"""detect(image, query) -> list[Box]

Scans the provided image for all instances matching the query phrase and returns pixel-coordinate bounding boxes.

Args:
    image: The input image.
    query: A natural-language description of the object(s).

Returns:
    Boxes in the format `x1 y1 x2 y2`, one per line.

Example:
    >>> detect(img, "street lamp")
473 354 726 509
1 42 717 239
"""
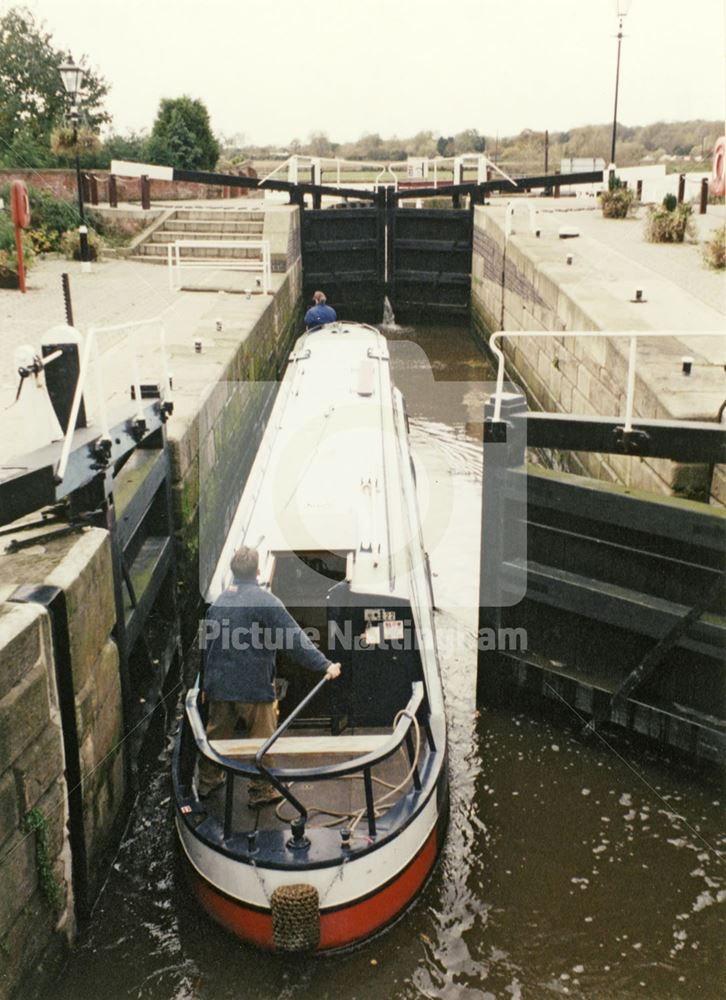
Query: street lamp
610 0 632 168
59 52 90 268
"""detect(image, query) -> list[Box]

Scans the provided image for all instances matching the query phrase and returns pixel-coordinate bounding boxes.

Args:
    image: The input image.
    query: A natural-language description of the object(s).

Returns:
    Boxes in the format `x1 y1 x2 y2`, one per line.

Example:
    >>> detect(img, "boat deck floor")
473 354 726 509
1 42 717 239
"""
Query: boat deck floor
198 729 412 834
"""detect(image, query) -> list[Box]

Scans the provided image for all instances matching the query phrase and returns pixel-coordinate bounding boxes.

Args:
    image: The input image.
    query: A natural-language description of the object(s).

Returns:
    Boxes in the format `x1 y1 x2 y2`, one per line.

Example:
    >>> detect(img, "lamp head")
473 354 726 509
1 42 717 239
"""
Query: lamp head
59 52 84 100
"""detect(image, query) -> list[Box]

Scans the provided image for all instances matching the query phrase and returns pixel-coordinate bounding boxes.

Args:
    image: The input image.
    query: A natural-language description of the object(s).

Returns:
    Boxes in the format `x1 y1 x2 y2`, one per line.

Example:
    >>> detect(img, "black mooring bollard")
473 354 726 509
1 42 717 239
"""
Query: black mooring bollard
700 177 708 214
41 324 87 431
677 173 685 204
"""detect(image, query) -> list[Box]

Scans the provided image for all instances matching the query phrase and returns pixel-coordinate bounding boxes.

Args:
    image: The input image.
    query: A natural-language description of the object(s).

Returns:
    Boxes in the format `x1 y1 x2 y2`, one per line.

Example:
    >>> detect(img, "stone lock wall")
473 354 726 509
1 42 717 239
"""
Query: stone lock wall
169 259 304 642
0 529 125 1000
471 206 723 503
0 603 72 1000
0 207 304 997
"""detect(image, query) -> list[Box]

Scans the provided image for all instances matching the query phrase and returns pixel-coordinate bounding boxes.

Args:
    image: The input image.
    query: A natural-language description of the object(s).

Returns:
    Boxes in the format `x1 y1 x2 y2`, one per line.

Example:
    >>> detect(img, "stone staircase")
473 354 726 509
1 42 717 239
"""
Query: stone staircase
129 207 266 264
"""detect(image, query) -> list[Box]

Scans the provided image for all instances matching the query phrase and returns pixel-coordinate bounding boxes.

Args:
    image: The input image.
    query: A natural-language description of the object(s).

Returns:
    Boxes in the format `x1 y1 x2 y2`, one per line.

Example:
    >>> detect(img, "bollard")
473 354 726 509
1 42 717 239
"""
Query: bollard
554 169 561 199
636 179 643 200
140 174 151 210
108 174 118 208
41 324 87 431
700 177 708 214
677 173 685 204
89 174 99 206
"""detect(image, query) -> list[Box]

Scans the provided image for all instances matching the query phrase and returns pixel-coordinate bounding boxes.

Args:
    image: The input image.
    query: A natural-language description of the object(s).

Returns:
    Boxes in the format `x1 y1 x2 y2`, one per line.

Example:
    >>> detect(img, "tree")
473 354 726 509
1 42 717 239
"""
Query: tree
436 135 455 157
0 6 109 166
146 96 220 170
455 129 486 154
307 131 335 157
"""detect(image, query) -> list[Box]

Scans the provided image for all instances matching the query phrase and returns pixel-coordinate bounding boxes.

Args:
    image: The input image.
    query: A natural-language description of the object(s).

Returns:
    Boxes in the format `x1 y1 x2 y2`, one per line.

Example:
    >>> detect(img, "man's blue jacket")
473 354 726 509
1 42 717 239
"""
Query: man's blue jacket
203 580 330 702
304 303 337 328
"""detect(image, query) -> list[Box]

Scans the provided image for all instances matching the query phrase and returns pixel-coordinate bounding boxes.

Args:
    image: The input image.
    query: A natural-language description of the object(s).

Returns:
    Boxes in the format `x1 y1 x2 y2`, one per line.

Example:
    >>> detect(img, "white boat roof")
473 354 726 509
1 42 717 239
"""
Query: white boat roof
207 322 421 603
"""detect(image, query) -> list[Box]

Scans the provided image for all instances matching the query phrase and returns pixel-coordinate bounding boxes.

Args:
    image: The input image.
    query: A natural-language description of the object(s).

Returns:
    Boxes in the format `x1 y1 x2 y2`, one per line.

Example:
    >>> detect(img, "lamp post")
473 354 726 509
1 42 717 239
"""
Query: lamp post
59 52 90 269
609 0 631 168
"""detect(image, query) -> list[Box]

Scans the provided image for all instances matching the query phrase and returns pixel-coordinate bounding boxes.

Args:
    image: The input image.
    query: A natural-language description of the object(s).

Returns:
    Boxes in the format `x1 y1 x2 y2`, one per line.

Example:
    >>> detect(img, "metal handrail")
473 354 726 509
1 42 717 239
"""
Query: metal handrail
55 317 171 483
185 680 425 784
253 672 332 824
489 330 726 429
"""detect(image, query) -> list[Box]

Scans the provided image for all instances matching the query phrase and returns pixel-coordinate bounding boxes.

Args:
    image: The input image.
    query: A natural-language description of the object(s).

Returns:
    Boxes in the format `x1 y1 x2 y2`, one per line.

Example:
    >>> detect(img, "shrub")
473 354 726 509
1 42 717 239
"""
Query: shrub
645 202 694 243
28 227 56 254
26 189 79 249
702 226 726 269
0 212 35 278
59 227 103 261
50 126 102 157
0 187 105 253
600 187 637 218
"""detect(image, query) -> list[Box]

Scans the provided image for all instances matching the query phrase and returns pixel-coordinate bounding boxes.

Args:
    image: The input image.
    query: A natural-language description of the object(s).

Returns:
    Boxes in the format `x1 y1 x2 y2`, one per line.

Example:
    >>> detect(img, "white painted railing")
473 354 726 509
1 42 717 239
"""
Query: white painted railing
488 330 725 430
56 317 172 484
167 239 271 292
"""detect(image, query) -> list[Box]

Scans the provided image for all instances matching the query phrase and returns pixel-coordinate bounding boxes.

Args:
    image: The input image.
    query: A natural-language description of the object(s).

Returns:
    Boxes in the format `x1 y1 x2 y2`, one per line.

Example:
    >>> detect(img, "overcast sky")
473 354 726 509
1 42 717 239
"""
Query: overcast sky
10 0 726 144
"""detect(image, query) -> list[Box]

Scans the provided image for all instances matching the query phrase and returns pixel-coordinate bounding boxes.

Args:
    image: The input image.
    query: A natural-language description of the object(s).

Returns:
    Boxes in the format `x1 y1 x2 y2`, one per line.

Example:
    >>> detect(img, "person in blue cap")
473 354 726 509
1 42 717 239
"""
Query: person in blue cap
304 290 337 328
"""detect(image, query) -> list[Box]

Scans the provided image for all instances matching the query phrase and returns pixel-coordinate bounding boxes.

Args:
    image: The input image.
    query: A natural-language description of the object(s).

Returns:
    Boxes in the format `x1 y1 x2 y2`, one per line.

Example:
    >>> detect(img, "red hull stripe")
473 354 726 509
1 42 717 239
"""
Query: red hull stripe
185 824 439 951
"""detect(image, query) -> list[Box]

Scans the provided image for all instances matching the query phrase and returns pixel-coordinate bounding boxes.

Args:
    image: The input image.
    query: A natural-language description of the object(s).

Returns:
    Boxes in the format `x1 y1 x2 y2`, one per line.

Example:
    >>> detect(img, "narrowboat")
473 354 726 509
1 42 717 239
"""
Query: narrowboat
172 321 448 951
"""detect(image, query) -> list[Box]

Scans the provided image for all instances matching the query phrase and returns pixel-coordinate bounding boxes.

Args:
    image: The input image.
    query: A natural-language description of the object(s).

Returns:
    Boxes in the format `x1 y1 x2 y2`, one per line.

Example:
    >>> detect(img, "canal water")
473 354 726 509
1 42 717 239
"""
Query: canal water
56 322 724 1000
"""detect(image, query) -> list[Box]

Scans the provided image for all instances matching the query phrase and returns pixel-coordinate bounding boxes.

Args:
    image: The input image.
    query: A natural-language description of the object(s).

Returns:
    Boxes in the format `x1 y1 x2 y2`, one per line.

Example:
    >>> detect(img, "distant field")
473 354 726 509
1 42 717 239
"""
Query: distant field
251 161 457 185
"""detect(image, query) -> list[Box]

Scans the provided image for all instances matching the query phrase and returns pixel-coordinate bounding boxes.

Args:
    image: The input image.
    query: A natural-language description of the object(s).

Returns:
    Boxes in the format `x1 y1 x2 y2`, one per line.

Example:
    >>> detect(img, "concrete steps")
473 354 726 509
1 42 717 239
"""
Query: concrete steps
153 220 264 235
173 209 264 223
132 207 267 263
139 243 264 258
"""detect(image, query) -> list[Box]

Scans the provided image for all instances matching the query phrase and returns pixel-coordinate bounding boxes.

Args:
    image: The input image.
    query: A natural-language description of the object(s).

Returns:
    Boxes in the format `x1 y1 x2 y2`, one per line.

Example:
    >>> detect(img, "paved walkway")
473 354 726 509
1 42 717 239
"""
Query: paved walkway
533 199 725 315
0 257 284 464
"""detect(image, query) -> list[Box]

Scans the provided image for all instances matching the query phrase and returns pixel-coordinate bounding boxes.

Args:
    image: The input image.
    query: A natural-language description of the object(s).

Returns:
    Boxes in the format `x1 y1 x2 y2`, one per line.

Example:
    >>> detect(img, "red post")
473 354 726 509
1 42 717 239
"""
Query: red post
10 180 30 294
636 179 643 199
700 177 708 214
108 174 118 208
677 173 685 204
554 169 561 199
14 223 26 293
89 174 98 205
140 174 151 210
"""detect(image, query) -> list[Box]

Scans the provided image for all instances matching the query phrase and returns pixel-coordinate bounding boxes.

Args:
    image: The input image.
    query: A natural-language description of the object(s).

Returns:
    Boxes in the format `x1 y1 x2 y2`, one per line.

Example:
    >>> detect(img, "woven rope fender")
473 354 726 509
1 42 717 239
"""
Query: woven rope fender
270 883 320 951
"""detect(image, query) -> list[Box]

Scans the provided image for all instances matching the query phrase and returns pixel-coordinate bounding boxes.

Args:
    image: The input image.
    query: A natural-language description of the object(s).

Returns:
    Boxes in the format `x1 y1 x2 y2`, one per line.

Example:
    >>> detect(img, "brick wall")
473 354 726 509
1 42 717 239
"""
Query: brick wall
0 169 255 204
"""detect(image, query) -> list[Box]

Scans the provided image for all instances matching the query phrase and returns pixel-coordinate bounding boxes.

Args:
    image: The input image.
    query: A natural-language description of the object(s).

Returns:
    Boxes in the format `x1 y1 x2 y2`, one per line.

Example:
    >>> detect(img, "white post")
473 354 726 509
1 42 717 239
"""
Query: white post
490 334 507 424
129 328 144 423
529 202 539 234
623 336 637 432
159 324 172 406
55 329 95 482
91 332 110 441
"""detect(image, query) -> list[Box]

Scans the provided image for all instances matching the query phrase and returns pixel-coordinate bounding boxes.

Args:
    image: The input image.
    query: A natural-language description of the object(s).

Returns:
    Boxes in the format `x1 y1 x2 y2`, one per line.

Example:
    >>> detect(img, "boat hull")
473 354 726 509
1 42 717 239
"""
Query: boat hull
176 782 448 952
